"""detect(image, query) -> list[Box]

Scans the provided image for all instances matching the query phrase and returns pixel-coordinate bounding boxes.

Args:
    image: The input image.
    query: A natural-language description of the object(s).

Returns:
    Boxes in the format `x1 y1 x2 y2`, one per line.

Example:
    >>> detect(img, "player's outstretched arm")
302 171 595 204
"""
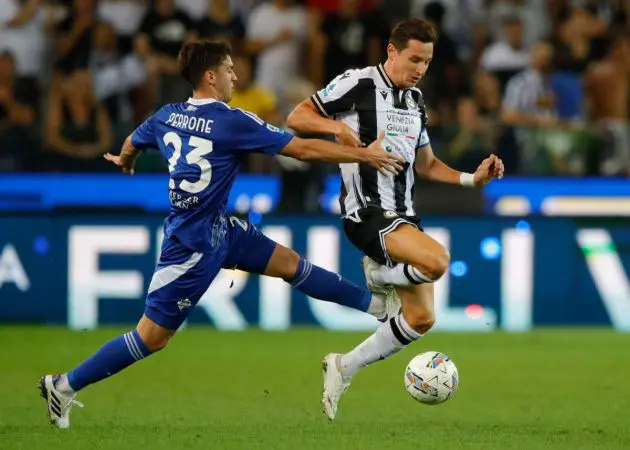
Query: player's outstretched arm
415 143 504 187
280 132 405 175
287 99 361 147
103 135 141 175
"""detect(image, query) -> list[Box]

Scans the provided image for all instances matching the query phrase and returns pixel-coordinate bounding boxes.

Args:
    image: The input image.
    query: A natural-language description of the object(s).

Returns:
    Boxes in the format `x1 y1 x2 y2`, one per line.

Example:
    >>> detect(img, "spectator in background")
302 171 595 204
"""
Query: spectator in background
228 54 280 174
44 70 113 172
54 0 99 73
421 1 462 119
501 41 557 128
277 77 326 212
194 0 246 53
246 0 307 102
502 41 588 174
442 97 497 173
229 55 279 125
0 51 37 171
90 22 148 126
0 0 50 83
98 0 148 55
312 0 384 86
411 0 485 62
486 0 549 48
473 70 501 119
480 16 531 92
553 5 607 73
585 34 630 175
500 41 557 172
175 0 209 22
135 0 195 105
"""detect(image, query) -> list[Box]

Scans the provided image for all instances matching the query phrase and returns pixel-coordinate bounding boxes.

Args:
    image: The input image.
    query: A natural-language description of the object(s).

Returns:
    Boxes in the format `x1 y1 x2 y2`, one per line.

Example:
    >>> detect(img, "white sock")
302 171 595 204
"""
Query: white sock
366 292 387 321
54 373 75 395
340 313 422 379
372 264 431 287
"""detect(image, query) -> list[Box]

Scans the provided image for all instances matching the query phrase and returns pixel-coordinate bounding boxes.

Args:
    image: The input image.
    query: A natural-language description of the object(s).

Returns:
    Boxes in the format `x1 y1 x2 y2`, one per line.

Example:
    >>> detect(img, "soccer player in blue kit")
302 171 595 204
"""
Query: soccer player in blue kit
38 41 406 428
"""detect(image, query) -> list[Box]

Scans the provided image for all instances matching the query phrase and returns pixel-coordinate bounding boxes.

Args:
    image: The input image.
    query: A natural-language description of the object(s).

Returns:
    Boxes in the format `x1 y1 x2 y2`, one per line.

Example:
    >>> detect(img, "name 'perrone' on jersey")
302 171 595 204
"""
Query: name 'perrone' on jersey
131 97 293 251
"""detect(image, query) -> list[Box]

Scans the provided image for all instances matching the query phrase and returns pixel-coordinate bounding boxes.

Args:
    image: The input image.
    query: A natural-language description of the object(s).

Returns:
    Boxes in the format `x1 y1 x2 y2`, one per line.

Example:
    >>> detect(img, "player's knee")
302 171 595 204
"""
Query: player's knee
404 309 436 335
278 248 301 281
136 325 175 353
142 334 172 352
423 248 450 281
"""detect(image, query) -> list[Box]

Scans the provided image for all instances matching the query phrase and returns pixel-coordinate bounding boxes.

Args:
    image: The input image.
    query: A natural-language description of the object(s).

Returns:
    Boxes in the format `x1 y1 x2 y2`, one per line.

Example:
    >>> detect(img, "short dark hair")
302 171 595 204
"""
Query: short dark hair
178 40 232 88
389 19 436 50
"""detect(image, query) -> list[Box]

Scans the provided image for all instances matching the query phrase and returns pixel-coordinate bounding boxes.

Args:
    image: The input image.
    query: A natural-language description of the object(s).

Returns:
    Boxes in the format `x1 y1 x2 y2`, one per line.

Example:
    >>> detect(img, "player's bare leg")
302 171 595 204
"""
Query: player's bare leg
340 225 445 376
323 225 445 420
397 283 435 336
135 315 177 351
39 315 173 428
362 223 448 320
376 224 450 287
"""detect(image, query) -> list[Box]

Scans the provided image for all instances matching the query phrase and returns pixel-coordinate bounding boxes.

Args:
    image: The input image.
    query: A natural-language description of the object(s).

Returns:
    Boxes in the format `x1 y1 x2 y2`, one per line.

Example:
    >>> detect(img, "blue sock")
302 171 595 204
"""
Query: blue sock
66 330 152 391
289 258 372 312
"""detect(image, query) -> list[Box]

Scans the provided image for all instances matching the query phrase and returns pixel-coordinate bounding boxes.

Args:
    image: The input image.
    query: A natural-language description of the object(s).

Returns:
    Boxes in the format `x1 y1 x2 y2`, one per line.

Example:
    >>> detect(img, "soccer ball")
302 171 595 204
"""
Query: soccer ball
404 351 459 405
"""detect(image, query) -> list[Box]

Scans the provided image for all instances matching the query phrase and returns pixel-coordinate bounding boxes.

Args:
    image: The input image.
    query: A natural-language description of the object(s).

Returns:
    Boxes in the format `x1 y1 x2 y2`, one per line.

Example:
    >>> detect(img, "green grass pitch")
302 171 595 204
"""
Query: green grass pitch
0 326 629 449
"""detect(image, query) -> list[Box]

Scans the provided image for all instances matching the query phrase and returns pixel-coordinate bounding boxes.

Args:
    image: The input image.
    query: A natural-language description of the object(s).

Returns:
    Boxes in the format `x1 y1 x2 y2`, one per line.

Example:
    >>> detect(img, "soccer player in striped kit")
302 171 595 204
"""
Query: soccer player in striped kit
288 18 504 420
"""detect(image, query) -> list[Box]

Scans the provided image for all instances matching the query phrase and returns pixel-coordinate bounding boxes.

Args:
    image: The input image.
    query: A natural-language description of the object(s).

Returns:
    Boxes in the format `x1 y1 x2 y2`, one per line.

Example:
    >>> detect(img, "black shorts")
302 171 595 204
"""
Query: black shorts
343 207 423 267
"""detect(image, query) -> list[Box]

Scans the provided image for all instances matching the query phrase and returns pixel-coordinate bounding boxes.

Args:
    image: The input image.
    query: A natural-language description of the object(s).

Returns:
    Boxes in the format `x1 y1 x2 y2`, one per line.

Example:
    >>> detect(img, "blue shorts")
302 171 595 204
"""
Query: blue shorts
144 216 277 330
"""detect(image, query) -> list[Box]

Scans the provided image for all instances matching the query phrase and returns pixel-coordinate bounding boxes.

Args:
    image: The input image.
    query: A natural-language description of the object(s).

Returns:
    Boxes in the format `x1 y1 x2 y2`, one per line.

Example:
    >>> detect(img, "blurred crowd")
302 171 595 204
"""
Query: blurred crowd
2 0 630 186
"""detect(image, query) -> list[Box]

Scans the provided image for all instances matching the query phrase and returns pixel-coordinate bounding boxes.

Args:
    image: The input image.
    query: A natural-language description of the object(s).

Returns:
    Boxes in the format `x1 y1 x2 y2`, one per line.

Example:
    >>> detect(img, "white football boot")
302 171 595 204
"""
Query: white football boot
38 375 84 429
321 353 351 421
361 255 386 293
362 256 401 321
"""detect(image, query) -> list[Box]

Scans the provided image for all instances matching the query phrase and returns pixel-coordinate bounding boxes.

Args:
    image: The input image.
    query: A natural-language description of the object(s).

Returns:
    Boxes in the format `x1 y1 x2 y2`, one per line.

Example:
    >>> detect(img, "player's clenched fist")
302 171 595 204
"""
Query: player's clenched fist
473 154 504 186
366 131 406 175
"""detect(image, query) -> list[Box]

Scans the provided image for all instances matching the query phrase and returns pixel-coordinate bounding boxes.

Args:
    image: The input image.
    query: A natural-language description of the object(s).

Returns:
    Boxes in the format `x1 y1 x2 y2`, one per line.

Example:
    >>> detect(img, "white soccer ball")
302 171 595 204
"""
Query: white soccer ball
404 351 459 405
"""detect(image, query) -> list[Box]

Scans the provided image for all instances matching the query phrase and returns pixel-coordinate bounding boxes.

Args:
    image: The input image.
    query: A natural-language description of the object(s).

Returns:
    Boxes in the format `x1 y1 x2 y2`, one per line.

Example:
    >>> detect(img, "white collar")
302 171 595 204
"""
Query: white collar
187 97 218 105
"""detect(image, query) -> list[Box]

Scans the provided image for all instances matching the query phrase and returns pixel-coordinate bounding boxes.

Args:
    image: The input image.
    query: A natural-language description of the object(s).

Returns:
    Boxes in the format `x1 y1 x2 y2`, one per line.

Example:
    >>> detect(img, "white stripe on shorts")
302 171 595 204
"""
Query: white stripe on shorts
147 252 203 294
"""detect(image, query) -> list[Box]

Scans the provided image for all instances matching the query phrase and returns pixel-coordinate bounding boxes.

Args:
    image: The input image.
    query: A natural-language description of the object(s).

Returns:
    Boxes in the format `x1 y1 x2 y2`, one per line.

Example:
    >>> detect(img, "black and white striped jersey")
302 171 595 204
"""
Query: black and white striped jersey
311 64 430 218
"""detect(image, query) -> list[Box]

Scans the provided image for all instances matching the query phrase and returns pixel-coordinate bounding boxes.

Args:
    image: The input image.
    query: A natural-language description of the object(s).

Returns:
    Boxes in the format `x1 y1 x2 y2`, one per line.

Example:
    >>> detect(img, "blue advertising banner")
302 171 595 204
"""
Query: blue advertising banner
4 174 630 216
1 214 629 332
0 174 280 213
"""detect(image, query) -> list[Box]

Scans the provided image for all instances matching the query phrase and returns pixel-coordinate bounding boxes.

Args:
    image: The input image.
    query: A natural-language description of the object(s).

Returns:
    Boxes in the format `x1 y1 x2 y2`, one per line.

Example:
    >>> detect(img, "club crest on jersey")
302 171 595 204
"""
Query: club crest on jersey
383 210 398 219
177 298 192 311
321 82 337 97
405 91 418 110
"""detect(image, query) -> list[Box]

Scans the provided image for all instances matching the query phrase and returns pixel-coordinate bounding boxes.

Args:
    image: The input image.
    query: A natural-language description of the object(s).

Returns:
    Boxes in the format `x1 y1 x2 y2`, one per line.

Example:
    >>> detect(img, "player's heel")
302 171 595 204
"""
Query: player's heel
37 376 47 400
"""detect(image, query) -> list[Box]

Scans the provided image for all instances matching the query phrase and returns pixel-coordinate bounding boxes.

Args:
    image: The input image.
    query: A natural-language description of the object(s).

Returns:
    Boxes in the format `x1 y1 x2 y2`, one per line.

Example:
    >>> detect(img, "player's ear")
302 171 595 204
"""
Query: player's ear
386 43 398 60
205 69 216 86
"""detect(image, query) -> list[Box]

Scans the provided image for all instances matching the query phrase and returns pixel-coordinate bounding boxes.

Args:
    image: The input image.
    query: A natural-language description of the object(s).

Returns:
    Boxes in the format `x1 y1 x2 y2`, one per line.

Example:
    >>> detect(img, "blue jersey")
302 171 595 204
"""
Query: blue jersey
131 97 293 252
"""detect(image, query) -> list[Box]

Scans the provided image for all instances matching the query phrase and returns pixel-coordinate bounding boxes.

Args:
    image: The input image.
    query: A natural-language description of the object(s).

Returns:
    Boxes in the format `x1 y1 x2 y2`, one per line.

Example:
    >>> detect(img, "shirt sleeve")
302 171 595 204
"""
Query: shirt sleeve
226 108 293 156
311 69 361 117
417 129 431 149
417 90 430 149
131 115 156 150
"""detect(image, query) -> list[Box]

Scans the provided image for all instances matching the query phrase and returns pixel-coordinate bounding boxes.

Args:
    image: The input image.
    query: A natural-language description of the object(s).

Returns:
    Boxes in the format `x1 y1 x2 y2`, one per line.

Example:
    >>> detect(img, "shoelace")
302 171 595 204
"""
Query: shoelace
60 395 84 415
